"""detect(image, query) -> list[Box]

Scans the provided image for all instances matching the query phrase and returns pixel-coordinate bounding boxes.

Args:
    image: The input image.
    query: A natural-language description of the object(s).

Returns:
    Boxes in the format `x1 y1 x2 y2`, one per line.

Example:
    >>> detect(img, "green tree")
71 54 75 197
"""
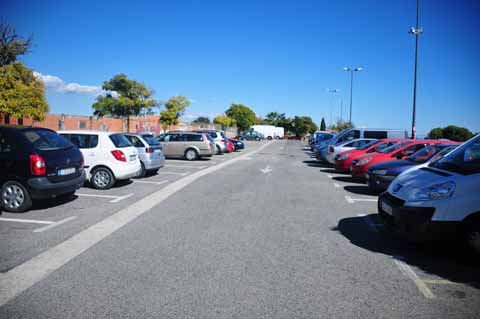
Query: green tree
159 95 191 131
442 125 473 142
427 127 444 139
92 73 157 132
0 23 33 66
293 116 317 137
329 120 353 132
192 116 210 126
213 115 235 130
320 117 326 131
225 103 256 133
264 112 286 126
0 62 49 122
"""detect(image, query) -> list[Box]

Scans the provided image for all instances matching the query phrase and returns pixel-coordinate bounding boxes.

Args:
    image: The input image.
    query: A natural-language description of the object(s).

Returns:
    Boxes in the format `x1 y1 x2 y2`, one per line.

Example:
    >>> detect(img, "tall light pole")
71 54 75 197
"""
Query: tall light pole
409 0 423 139
327 89 340 126
343 67 363 124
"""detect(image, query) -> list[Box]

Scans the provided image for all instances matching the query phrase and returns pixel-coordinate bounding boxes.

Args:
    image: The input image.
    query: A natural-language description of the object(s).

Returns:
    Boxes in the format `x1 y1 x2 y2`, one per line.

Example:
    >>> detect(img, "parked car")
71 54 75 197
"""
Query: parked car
238 131 263 141
334 138 408 172
378 134 480 253
59 131 140 190
312 131 336 152
123 133 165 177
193 130 228 155
1 126 85 212
230 139 245 151
316 128 407 162
226 139 234 153
157 131 214 160
350 140 453 179
325 138 377 164
367 144 459 192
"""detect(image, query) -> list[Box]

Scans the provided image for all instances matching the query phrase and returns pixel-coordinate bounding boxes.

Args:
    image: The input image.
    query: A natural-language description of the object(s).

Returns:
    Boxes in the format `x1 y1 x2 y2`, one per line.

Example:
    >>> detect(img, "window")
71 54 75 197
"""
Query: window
58 119 65 130
79 121 87 129
125 135 145 147
142 134 160 146
338 130 360 143
431 136 480 175
364 131 387 139
392 143 425 158
62 134 99 149
209 132 218 138
109 133 132 148
185 134 204 142
379 141 411 154
23 129 73 151
0 131 13 153
169 134 182 142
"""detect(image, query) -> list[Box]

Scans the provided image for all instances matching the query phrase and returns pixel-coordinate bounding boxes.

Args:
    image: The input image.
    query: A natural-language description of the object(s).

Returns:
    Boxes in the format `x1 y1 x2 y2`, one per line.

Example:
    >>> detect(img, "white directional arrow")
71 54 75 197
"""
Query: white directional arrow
260 165 273 174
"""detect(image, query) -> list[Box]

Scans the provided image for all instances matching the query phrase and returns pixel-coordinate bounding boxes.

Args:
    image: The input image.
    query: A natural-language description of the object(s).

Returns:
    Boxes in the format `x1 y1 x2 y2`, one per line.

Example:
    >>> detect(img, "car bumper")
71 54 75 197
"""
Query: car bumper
143 154 165 170
367 174 396 192
335 160 350 172
351 166 367 178
114 162 142 180
27 171 85 199
377 193 459 241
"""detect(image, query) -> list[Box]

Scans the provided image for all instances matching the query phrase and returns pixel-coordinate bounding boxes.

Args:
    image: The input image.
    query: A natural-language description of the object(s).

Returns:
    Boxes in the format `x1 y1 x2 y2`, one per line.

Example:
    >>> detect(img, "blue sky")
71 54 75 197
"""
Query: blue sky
3 0 479 134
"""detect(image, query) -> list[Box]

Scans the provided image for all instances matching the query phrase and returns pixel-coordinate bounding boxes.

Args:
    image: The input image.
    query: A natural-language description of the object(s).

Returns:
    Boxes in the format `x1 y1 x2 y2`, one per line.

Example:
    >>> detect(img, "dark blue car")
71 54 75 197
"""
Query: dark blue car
366 144 458 192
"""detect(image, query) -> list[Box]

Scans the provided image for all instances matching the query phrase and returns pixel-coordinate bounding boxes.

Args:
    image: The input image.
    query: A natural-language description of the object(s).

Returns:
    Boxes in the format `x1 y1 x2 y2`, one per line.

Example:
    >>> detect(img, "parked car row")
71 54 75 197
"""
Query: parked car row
313 127 480 253
0 126 244 213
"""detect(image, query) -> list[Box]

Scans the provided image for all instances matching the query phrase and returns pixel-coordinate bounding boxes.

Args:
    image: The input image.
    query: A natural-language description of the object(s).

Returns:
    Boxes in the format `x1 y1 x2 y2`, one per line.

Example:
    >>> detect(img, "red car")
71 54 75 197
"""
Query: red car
226 139 234 153
350 139 457 179
335 138 407 172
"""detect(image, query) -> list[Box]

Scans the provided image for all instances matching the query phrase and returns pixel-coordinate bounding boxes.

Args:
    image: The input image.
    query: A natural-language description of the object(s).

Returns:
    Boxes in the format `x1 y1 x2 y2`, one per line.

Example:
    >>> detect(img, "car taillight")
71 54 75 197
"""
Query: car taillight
329 146 334 153
111 150 126 162
30 154 46 176
145 148 154 154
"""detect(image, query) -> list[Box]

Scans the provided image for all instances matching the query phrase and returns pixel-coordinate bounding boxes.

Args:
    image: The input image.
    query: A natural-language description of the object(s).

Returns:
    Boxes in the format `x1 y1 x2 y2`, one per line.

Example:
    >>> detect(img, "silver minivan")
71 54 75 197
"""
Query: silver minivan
123 133 165 177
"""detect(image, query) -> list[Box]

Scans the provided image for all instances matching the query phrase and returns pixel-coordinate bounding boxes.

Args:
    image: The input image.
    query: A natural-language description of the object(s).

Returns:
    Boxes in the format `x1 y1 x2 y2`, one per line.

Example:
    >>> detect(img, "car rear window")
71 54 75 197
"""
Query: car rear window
142 134 160 146
209 132 218 138
185 134 204 142
379 141 411 154
62 134 99 149
220 132 227 139
23 129 72 151
109 133 133 148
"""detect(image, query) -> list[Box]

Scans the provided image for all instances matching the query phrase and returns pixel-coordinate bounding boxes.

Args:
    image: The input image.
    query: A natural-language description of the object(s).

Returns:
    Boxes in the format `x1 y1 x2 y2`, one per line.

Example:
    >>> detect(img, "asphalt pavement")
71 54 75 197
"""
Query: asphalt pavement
0 140 479 318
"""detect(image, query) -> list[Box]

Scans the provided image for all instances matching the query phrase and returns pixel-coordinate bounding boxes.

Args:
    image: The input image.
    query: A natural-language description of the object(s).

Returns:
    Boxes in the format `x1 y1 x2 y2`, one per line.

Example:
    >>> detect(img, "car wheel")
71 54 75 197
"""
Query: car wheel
137 162 146 178
267 136 272 140
1 181 32 213
216 145 222 155
91 167 115 190
464 217 480 254
255 137 260 141
185 148 198 161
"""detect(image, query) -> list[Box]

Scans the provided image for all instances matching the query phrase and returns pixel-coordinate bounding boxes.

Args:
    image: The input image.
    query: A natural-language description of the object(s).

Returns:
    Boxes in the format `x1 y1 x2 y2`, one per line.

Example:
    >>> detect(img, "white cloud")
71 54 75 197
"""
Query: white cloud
33 72 115 97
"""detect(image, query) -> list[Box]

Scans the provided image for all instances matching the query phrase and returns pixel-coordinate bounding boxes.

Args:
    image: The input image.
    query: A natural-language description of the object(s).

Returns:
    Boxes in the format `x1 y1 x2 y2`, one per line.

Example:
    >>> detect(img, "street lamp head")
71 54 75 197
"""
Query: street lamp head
343 67 350 71
354 67 363 72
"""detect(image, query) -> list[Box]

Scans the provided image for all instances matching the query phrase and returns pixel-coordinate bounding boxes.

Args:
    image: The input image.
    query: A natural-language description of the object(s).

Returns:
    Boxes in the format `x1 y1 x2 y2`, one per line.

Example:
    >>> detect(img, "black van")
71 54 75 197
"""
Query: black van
0 126 85 212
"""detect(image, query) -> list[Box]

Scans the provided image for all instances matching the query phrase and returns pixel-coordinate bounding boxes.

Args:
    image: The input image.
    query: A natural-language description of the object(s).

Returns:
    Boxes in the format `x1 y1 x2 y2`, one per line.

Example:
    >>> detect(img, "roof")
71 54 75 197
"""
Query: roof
57 130 121 135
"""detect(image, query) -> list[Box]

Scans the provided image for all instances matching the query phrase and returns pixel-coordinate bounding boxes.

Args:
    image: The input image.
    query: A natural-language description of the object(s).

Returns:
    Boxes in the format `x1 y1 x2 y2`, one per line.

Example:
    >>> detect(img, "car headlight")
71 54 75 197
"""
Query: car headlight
337 153 351 160
372 169 388 175
409 181 456 201
356 157 373 166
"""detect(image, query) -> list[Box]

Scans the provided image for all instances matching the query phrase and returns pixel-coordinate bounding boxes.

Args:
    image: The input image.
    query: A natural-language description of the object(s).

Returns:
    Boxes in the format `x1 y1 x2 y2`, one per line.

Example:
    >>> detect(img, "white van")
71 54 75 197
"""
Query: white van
378 134 480 253
251 125 277 140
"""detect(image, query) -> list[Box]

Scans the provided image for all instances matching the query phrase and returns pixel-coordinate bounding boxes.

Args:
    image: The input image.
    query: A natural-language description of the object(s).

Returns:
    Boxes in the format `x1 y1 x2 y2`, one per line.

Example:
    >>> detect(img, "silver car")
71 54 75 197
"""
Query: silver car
123 133 165 177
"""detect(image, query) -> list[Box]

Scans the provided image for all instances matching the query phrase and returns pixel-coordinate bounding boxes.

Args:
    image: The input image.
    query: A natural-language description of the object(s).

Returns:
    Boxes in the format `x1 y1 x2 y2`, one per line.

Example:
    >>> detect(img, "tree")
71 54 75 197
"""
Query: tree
293 116 317 137
0 23 33 67
192 116 210 126
225 103 256 133
159 95 191 131
92 74 157 132
329 120 353 132
320 118 326 131
264 112 286 126
0 62 49 122
426 125 473 142
427 127 444 139
213 115 235 130
277 117 294 136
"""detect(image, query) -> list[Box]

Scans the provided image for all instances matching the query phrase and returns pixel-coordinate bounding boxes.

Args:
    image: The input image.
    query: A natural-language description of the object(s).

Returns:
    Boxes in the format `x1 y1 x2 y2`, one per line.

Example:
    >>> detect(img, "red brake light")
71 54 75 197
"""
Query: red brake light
30 154 46 176
145 148 154 153
111 150 126 162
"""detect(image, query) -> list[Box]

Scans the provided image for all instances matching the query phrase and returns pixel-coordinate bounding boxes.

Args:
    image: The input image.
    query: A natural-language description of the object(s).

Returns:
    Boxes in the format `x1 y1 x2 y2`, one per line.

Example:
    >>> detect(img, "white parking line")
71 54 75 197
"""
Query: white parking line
156 171 190 176
345 195 377 203
75 193 134 203
165 164 206 169
333 183 341 188
133 180 169 185
33 216 77 233
393 256 436 299
0 217 53 225
327 174 333 179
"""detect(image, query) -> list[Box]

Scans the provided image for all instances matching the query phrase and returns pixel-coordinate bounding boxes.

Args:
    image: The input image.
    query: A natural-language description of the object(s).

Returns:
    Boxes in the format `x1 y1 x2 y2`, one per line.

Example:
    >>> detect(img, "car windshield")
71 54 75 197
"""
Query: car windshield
316 133 334 142
429 136 480 175
23 129 73 151
142 134 160 146
378 141 410 154
407 145 449 163
356 139 378 150
109 133 133 148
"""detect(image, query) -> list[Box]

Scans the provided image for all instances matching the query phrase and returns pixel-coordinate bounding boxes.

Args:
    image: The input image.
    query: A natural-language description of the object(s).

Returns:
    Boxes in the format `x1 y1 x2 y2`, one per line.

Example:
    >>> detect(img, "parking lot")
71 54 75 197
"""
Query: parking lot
1 140 479 318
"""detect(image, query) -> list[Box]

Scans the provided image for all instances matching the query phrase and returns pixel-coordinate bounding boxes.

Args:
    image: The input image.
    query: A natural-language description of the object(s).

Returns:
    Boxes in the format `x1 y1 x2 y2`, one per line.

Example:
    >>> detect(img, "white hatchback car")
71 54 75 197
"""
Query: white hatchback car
326 138 377 164
59 131 141 189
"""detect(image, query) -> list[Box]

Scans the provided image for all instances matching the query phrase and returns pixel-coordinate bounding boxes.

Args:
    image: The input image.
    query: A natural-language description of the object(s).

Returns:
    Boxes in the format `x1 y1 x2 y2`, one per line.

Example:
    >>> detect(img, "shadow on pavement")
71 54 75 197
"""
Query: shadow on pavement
333 215 480 289
343 185 380 196
30 194 78 211
332 176 365 184
303 160 331 168
320 168 349 175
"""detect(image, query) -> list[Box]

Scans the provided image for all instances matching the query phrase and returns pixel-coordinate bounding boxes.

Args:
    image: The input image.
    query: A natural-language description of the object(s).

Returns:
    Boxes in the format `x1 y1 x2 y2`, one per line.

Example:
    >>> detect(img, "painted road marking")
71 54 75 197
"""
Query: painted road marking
393 256 435 299
260 165 273 174
0 140 275 306
165 164 206 169
33 216 77 233
345 195 377 203
133 180 169 185
334 183 341 188
156 171 190 176
76 193 134 203
0 217 53 225
327 174 333 179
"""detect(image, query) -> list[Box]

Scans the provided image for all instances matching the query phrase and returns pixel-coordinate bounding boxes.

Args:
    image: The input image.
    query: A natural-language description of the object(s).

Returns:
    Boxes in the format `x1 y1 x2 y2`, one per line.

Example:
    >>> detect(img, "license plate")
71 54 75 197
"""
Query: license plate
129 154 137 161
381 200 393 216
58 167 75 176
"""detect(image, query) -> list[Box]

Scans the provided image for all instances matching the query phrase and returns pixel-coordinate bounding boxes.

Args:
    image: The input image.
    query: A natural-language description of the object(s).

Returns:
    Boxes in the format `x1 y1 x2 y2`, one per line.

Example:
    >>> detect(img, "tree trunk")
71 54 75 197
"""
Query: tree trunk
126 116 130 133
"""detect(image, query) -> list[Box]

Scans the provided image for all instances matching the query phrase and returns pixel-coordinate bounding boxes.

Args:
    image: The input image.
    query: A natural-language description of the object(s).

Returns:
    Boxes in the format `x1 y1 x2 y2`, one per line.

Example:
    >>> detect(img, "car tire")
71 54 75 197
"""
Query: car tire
137 162 146 178
91 167 115 190
255 137 260 141
185 148 198 161
216 145 222 155
463 216 480 254
267 136 273 140
1 181 32 213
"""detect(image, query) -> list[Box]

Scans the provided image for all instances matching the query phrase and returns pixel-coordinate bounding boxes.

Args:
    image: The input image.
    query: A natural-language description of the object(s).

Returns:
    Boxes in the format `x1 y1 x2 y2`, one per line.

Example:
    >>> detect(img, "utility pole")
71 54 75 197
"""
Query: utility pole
327 89 340 127
409 0 423 139
343 67 363 124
